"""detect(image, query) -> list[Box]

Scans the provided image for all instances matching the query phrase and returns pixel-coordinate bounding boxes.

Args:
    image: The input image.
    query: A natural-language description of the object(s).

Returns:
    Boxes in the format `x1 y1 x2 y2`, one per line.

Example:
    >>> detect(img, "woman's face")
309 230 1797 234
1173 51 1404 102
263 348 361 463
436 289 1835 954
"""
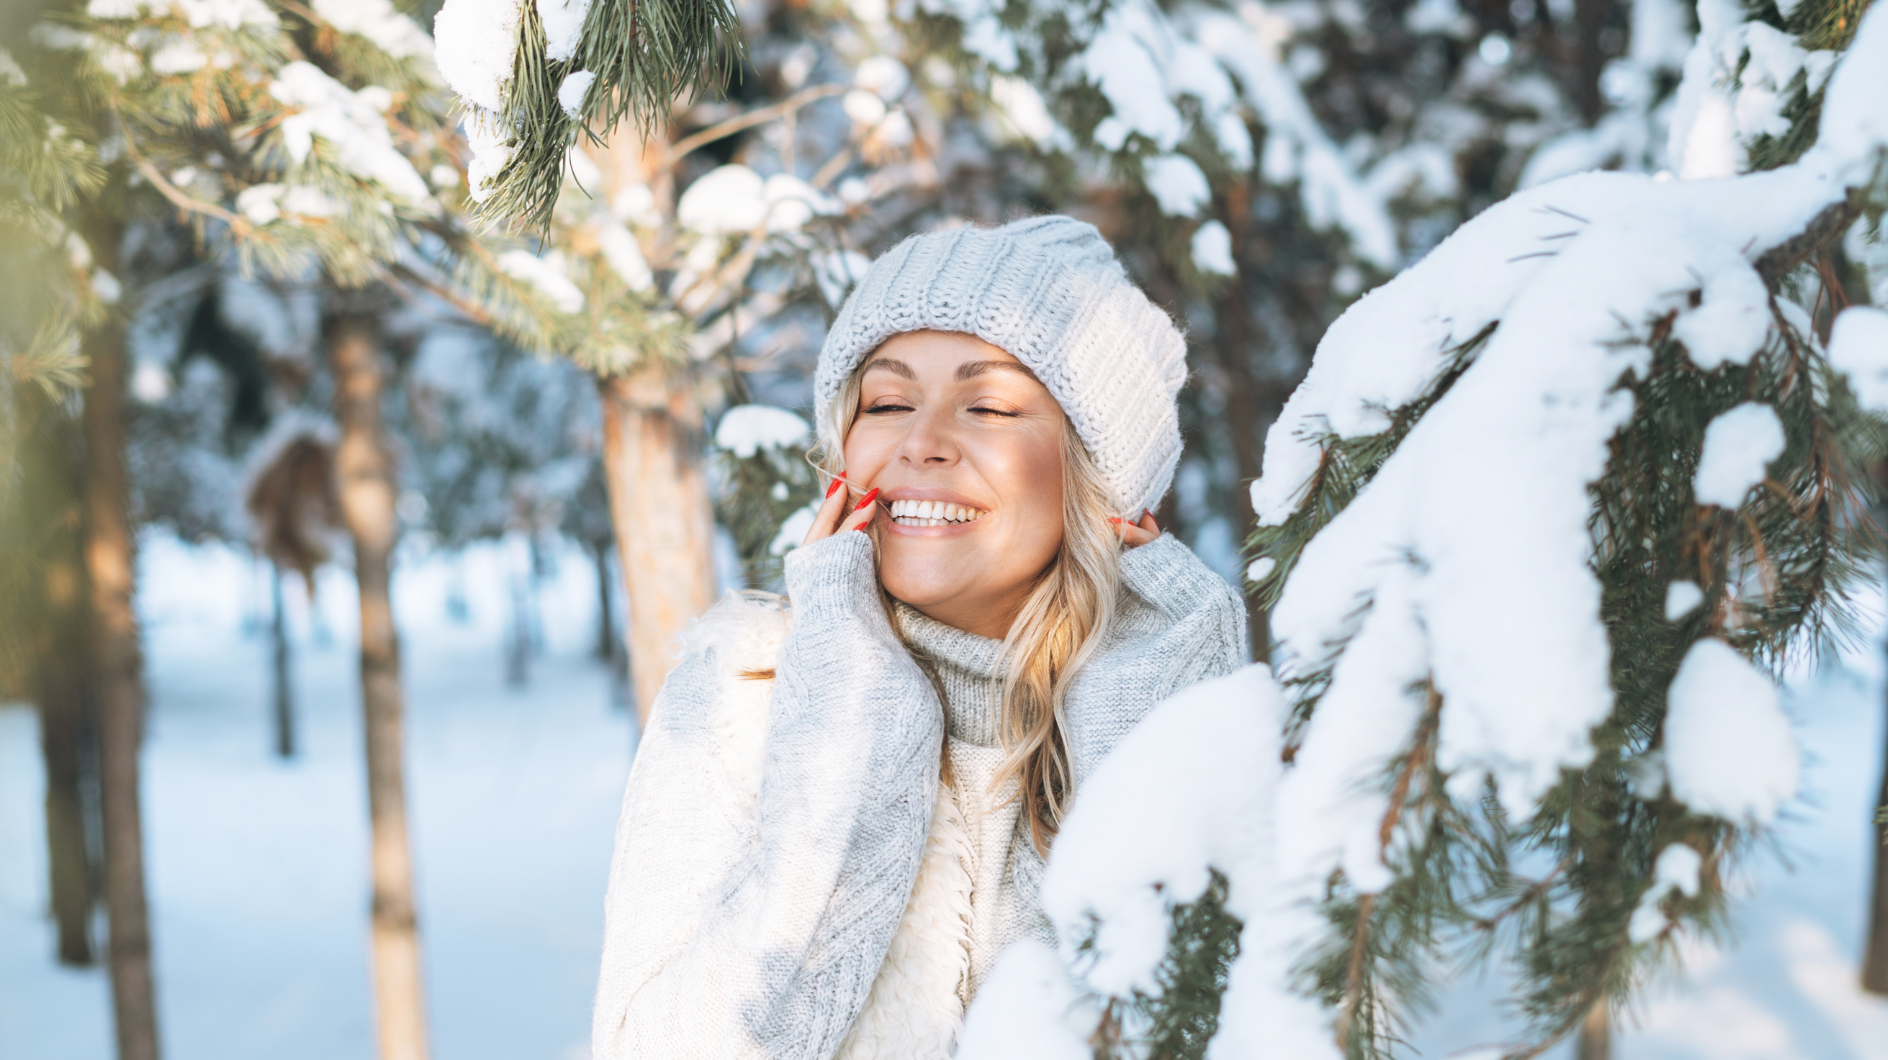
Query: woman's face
843 330 1066 639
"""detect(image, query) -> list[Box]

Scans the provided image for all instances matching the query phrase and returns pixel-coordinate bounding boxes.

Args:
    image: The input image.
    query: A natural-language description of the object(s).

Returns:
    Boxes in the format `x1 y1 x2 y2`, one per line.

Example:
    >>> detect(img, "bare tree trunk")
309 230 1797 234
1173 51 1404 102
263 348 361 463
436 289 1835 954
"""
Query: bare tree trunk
271 565 295 759
80 219 162 1060
598 366 719 722
29 405 98 967
1576 1000 1611 1060
1862 653 1888 992
582 129 716 722
327 307 430 1060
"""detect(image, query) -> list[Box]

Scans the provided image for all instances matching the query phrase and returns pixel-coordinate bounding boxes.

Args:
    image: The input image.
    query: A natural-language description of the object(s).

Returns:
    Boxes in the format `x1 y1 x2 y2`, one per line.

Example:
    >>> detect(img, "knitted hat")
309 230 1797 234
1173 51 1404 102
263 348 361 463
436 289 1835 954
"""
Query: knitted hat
814 216 1188 518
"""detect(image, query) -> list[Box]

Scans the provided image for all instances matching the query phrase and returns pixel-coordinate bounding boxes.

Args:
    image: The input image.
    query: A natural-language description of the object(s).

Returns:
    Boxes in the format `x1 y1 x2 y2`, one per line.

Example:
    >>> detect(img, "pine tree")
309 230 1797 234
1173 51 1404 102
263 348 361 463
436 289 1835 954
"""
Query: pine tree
962 3 1888 1059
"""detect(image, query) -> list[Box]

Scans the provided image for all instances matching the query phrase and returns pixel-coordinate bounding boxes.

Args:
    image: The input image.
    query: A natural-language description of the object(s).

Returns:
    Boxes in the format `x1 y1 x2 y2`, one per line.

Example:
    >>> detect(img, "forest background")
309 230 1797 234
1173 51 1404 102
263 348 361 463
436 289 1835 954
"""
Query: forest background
2 0 1888 1056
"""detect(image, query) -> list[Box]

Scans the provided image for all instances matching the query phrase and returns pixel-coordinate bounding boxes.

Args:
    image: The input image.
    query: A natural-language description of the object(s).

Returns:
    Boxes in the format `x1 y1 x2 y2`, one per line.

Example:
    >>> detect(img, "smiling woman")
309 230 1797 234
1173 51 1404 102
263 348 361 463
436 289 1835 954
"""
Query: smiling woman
590 217 1247 1060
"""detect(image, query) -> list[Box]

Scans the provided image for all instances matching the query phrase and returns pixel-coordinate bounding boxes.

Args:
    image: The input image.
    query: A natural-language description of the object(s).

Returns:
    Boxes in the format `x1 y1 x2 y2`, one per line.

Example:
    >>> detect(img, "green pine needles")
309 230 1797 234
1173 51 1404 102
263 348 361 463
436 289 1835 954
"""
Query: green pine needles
476 0 743 231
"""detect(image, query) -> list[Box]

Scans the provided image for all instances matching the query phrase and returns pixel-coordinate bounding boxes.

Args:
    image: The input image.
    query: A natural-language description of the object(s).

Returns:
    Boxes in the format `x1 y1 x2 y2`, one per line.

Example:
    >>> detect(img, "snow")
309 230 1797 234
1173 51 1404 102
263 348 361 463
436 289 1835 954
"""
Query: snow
1244 556 1274 583
1672 264 1770 369
91 0 278 27
556 70 593 118
988 75 1067 148
1629 843 1704 943
1816 3 1888 174
1665 581 1704 621
1829 307 1888 414
676 164 767 235
1693 403 1785 508
1039 666 1283 997
433 0 525 113
463 112 514 204
312 0 433 59
1143 154 1211 217
762 173 841 233
713 404 810 458
150 40 208 74
0 49 23 88
2 533 631 1060
593 217 652 292
536 0 590 62
1664 638 1799 825
496 250 584 313
812 249 872 307
953 941 1094 1060
269 62 432 202
768 504 818 556
853 55 909 101
1191 220 1236 276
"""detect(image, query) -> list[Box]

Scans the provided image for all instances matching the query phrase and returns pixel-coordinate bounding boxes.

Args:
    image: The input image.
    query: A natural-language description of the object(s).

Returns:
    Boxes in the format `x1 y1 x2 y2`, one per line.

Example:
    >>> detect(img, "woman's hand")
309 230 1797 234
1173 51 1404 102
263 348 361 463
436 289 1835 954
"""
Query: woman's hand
802 472 881 547
1111 510 1160 548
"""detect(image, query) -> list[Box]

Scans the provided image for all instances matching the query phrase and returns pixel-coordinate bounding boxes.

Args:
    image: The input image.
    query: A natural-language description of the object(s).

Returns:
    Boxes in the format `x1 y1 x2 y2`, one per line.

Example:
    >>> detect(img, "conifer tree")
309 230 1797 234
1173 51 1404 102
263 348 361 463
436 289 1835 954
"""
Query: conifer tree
955 2 1888 1059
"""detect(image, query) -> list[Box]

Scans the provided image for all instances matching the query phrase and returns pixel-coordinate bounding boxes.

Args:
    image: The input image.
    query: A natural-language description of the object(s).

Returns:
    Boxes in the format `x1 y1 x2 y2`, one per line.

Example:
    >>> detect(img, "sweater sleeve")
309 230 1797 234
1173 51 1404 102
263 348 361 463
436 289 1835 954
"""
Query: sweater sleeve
591 531 943 1060
1064 534 1249 785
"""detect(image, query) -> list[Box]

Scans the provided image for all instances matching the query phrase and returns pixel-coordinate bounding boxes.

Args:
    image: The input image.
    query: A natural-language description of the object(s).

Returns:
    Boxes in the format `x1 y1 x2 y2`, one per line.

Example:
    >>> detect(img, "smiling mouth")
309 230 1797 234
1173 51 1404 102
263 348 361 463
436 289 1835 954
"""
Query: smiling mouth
887 499 987 527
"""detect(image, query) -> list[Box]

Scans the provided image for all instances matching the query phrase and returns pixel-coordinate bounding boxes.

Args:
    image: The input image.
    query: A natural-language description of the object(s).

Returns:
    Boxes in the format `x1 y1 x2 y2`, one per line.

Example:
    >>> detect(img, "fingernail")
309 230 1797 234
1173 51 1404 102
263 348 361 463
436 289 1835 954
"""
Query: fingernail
1108 517 1123 523
826 471 846 499
854 488 879 512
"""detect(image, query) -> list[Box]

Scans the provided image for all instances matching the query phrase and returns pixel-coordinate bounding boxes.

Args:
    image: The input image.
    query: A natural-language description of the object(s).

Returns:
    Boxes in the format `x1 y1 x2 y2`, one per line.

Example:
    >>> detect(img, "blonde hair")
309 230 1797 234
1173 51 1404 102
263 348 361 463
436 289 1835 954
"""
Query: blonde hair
815 358 1123 854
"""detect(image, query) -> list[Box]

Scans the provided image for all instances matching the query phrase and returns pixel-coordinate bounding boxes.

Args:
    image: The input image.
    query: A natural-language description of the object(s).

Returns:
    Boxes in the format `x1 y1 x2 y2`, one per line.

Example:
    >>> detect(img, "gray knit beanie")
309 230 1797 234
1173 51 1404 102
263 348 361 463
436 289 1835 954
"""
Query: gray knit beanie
814 215 1188 518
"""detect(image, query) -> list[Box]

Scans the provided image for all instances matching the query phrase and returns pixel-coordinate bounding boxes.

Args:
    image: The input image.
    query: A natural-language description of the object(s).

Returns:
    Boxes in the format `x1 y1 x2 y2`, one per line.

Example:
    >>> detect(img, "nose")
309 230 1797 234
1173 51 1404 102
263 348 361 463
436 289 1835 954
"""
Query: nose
895 401 959 468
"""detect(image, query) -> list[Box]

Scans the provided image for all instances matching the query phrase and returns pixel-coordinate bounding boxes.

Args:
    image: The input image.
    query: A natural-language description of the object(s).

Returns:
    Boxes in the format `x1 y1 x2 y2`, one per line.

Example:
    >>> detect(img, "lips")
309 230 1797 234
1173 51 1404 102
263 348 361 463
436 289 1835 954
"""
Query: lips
887 498 986 527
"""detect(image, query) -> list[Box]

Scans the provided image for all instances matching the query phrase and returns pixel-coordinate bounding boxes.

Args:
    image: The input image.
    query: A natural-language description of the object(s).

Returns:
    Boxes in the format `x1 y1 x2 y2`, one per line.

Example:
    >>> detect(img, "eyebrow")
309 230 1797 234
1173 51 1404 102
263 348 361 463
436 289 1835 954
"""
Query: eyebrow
955 359 1038 382
863 357 916 379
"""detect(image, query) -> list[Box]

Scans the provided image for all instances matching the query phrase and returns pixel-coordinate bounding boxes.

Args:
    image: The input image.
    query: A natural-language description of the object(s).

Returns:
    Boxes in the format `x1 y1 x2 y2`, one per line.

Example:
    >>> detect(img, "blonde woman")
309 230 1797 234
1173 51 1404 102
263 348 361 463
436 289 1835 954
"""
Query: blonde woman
591 216 1246 1060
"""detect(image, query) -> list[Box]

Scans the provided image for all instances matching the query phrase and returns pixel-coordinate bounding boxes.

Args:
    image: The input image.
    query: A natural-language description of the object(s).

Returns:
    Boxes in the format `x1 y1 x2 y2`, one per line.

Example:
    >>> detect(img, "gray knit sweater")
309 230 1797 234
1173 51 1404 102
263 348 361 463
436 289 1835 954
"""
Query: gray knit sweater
591 530 1245 1060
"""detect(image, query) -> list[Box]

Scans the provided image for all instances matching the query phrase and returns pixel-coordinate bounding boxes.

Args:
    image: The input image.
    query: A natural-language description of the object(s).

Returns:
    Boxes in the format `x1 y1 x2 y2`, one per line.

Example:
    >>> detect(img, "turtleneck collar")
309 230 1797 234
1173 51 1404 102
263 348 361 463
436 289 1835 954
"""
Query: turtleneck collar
894 602 1006 747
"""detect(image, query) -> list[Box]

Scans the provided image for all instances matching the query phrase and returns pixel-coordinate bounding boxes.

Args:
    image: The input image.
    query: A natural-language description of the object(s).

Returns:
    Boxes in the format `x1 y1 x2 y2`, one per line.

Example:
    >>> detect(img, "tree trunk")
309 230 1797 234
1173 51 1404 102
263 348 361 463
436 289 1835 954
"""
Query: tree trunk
30 404 98 967
1576 1000 1611 1060
326 307 430 1060
271 565 295 759
80 216 162 1060
1862 649 1888 993
592 538 616 661
598 366 719 722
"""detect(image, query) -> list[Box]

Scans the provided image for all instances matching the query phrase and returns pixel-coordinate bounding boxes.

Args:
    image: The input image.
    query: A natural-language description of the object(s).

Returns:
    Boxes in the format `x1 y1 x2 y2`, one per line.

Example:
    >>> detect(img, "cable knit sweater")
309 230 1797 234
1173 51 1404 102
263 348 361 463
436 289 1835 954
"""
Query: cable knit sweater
590 530 1245 1060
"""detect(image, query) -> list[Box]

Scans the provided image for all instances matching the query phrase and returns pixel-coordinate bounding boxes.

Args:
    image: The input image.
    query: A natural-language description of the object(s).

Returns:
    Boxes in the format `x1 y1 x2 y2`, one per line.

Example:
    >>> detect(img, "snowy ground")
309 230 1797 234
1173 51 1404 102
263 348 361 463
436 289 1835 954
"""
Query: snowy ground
2 533 1887 1059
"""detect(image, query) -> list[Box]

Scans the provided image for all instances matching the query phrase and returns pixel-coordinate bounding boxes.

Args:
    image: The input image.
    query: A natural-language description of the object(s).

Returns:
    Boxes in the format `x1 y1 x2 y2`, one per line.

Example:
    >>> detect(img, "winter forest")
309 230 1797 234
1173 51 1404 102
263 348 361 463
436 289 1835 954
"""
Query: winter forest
5 0 1888 1054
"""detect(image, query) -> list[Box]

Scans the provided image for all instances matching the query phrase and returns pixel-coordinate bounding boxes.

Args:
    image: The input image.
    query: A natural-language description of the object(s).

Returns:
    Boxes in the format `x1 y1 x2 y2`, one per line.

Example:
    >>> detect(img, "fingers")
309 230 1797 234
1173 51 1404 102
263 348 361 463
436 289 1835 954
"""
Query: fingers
802 471 853 547
1110 509 1160 548
838 487 881 535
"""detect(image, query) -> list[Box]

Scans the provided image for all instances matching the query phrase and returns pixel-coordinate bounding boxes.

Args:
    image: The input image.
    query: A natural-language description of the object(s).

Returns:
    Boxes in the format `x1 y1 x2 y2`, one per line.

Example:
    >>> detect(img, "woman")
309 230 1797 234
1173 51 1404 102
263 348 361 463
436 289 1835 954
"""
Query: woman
591 216 1246 1060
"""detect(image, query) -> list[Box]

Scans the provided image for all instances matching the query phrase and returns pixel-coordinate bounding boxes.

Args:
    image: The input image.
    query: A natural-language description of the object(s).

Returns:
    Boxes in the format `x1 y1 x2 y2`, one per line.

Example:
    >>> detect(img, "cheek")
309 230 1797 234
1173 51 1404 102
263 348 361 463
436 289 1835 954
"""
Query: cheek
989 433 1066 549
841 427 898 478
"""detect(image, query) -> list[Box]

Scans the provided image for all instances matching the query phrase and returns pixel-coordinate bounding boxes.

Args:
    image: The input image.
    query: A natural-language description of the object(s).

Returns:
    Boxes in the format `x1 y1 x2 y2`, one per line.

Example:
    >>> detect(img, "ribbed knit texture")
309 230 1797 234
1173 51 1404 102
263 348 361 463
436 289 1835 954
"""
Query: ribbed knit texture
590 532 1246 1060
813 216 1190 518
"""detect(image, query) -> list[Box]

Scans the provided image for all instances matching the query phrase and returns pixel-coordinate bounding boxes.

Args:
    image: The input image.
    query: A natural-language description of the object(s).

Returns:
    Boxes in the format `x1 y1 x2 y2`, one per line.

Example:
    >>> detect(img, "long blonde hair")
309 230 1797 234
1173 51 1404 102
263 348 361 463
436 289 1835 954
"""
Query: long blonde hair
816 359 1123 854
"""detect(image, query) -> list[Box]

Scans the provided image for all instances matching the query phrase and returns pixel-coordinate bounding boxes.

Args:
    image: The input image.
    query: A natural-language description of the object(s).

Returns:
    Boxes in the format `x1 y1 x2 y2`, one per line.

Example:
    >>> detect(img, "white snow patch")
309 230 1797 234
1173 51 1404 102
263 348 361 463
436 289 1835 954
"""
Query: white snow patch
433 0 525 112
556 70 593 117
463 111 514 204
1039 666 1283 998
1673 263 1770 369
1143 153 1212 217
954 941 1095 1060
270 62 431 201
768 504 819 556
1829 307 1888 414
714 405 810 458
989 75 1068 148
1245 556 1275 583
1665 581 1705 621
312 0 433 58
1693 402 1784 508
677 165 767 235
1191 220 1236 276
536 0 589 62
813 249 873 307
1629 843 1704 943
593 217 652 293
1665 638 1798 824
497 250 584 313
762 174 840 233
854 55 909 101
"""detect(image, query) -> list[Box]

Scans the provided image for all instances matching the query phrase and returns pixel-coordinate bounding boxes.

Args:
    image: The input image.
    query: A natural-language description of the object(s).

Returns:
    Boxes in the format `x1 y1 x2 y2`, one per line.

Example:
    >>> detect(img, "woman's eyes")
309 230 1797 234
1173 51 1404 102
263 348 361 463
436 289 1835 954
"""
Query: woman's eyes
861 401 1021 417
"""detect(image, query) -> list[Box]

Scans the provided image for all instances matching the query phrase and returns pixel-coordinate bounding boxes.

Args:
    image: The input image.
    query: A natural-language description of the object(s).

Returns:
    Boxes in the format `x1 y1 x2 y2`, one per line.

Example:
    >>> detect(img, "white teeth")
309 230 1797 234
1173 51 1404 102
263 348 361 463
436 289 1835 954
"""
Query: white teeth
888 499 986 526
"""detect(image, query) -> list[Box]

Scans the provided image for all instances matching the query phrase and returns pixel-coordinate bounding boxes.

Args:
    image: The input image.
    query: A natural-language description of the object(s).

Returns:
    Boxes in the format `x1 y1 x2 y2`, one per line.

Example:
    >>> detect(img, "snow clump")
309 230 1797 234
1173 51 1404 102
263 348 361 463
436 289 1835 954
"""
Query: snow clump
433 0 523 112
715 405 810 458
1142 154 1211 217
1191 219 1236 276
557 70 594 117
954 941 1095 1060
497 250 584 313
1664 580 1704 621
537 0 590 62
1829 306 1888 413
1693 402 1784 508
312 0 433 58
769 504 819 556
269 61 431 201
1663 638 1798 824
1627 843 1703 943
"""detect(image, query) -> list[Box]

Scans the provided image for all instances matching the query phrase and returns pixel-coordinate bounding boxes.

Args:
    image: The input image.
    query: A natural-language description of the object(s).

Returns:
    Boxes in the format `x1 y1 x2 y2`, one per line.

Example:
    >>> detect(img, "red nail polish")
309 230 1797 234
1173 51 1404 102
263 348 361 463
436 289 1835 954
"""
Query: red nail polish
826 471 846 499
854 488 880 512
1108 517 1123 523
